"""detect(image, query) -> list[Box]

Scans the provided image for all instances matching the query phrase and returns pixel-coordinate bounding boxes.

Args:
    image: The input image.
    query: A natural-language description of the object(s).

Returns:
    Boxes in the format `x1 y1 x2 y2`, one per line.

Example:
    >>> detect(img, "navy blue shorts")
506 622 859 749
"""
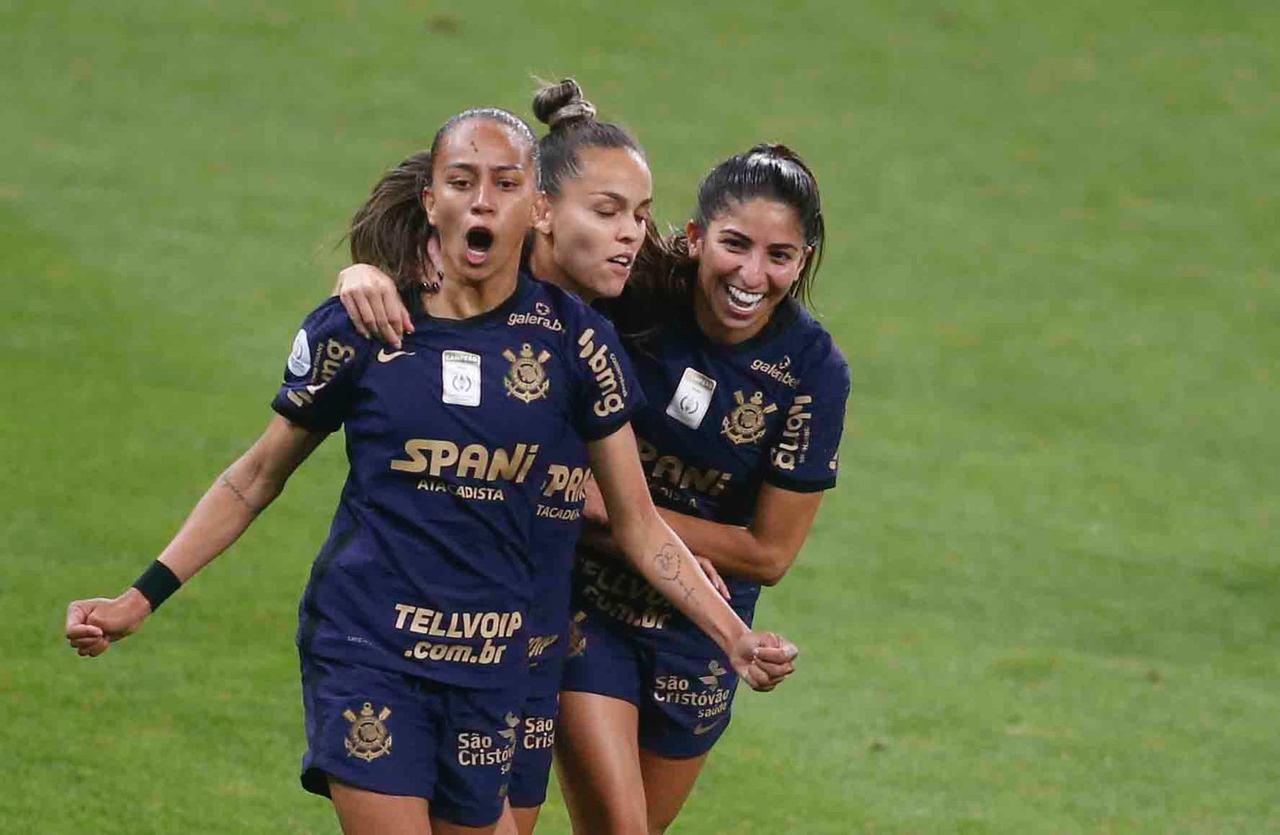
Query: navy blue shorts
505 645 564 809
299 654 526 828
559 611 737 759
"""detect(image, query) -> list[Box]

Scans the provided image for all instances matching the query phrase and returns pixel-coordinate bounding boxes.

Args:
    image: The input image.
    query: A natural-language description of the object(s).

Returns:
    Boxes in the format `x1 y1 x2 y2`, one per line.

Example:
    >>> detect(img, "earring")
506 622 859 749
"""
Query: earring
421 264 444 294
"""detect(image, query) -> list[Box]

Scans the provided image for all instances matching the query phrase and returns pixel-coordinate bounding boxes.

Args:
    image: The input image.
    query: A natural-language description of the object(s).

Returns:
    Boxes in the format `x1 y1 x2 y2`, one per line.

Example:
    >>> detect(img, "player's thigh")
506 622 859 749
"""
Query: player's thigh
556 690 647 835
328 777 431 835
638 749 711 835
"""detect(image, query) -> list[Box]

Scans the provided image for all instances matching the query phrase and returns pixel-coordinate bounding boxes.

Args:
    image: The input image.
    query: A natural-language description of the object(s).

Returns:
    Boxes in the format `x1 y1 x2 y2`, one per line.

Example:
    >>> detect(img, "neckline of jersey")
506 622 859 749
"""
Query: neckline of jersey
411 271 533 330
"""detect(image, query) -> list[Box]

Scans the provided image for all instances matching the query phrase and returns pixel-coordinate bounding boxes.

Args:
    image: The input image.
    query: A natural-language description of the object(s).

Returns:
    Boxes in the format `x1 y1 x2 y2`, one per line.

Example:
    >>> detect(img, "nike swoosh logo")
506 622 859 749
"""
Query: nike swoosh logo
692 717 725 736
377 349 416 363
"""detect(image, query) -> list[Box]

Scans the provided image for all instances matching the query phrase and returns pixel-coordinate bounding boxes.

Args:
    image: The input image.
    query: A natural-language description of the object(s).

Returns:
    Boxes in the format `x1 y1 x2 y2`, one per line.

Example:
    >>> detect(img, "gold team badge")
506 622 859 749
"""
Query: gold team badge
721 390 777 446
343 702 393 762
503 343 551 403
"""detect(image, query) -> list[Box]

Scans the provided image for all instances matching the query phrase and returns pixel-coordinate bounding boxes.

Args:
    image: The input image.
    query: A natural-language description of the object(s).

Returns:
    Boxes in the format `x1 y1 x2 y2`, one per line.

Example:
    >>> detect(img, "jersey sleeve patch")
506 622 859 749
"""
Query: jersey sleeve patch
271 298 370 433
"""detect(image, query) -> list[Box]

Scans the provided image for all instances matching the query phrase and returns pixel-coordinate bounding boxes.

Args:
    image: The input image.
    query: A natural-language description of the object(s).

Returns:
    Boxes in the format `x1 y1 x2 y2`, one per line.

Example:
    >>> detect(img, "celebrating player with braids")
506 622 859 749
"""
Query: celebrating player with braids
64 104 796 835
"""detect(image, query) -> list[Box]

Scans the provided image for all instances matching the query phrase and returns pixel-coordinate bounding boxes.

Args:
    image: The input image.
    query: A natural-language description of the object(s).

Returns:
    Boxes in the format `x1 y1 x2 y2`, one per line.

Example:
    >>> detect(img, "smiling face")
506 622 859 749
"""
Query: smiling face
688 197 811 345
422 118 540 286
533 146 653 302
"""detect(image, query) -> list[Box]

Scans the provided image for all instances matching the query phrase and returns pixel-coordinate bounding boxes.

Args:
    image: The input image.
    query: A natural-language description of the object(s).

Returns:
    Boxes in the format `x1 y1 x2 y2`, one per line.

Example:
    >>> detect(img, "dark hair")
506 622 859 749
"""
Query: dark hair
346 108 539 311
614 143 826 338
689 144 825 306
531 79 646 197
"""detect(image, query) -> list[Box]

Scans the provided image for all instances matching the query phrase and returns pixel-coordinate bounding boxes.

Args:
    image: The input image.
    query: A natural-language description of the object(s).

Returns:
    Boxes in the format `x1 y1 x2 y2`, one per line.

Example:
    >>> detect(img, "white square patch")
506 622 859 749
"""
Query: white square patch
665 367 716 429
442 350 481 407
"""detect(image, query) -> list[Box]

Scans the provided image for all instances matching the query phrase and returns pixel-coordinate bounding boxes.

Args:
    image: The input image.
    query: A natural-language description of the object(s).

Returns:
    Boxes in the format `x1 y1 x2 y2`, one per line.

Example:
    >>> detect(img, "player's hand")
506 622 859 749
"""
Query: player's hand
730 630 798 692
64 589 152 658
336 264 413 348
696 556 731 601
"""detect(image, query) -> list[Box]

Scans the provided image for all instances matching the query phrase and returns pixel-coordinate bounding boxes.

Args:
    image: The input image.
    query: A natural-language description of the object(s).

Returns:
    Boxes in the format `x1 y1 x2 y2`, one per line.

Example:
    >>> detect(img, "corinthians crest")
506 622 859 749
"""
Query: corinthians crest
503 343 551 403
721 390 777 445
343 702 393 762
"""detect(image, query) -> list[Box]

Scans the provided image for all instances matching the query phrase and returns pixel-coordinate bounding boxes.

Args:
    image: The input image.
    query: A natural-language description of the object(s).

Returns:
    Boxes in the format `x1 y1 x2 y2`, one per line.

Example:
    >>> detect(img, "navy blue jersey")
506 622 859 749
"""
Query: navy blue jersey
573 297 850 655
273 274 643 688
524 438 590 667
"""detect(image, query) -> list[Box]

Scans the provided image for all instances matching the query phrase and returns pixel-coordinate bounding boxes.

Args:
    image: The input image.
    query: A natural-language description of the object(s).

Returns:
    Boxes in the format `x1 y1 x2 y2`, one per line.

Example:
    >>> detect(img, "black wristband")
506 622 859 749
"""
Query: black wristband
131 560 182 611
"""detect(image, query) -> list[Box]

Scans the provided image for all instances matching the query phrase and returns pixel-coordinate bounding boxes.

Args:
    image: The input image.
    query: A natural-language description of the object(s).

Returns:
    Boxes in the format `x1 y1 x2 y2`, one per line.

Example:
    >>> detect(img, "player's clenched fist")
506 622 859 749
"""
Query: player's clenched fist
64 589 152 658
730 630 799 692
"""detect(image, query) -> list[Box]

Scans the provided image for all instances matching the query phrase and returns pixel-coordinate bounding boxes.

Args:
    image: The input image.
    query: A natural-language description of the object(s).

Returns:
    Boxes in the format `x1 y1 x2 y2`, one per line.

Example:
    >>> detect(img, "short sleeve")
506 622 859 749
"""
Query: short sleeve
764 337 851 493
566 308 647 442
270 298 370 433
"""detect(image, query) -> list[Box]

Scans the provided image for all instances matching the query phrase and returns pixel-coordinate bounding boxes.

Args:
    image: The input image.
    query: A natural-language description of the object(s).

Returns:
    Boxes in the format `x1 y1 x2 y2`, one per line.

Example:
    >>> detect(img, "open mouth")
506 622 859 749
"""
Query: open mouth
464 227 494 266
606 254 633 274
725 283 764 314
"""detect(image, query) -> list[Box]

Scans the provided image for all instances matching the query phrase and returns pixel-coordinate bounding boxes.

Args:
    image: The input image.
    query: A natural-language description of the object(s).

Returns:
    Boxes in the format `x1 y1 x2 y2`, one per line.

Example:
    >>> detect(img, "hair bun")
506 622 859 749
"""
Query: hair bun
532 78 597 131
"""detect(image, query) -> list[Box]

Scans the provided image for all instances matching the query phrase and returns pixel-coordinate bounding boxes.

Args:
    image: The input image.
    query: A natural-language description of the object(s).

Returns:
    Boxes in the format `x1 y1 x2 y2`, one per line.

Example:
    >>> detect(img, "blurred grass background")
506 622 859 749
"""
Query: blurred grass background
2 1 1277 832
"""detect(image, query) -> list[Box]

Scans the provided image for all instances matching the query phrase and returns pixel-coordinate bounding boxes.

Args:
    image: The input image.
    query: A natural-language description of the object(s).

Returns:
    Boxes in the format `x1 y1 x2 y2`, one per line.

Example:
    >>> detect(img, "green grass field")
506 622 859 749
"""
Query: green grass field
4 1 1278 832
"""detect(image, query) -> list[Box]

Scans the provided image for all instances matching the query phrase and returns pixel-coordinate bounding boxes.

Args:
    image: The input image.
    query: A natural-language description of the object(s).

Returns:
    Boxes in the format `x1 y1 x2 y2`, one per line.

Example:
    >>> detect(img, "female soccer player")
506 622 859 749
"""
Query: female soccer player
335 80 736 835
64 105 796 835
557 144 848 835
339 95 847 833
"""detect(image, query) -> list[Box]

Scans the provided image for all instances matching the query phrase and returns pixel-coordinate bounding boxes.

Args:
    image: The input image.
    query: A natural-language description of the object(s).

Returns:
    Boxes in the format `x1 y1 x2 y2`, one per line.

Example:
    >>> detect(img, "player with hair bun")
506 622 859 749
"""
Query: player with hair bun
65 102 795 835
338 78 736 835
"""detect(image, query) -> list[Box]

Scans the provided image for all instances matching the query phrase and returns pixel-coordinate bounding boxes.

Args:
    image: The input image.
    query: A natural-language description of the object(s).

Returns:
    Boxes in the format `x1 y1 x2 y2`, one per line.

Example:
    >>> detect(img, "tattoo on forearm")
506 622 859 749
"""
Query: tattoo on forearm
218 472 262 514
653 542 696 602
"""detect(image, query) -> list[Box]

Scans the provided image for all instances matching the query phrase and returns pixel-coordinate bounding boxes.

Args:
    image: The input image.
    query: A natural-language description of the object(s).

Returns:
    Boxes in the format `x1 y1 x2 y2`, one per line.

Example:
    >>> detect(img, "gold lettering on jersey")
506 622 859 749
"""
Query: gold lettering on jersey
770 395 813 471
522 716 556 751
654 660 733 729
389 440 540 483
502 343 551 403
507 308 564 332
314 339 356 385
394 603 524 666
456 717 520 770
722 390 777 446
343 702 393 762
636 437 732 497
535 504 581 521
416 479 505 501
749 355 800 388
541 464 590 501
577 328 627 417
536 463 588 517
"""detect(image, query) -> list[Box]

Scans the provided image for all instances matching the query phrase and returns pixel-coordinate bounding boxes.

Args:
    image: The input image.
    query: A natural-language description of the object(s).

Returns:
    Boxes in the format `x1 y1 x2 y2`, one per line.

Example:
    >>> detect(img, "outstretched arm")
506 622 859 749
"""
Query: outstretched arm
65 415 326 657
586 424 797 690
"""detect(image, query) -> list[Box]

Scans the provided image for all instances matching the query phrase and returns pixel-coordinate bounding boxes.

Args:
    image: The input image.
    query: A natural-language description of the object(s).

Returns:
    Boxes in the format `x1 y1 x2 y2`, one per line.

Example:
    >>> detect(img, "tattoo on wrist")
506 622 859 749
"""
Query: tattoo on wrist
218 472 262 514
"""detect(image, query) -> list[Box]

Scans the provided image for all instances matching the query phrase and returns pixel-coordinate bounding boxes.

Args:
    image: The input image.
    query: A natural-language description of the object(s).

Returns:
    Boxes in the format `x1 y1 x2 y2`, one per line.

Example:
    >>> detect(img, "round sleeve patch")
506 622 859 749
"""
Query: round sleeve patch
287 328 311 377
